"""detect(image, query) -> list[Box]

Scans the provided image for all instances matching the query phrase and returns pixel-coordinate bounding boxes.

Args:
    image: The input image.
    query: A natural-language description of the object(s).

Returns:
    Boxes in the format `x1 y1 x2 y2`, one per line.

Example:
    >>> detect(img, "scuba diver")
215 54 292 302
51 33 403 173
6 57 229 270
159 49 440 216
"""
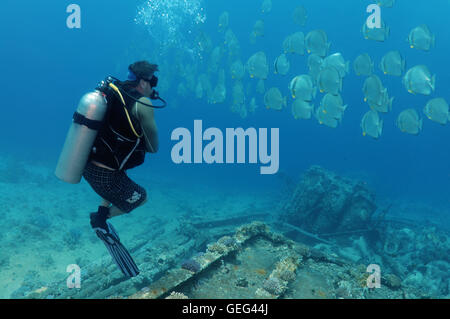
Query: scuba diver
55 61 166 277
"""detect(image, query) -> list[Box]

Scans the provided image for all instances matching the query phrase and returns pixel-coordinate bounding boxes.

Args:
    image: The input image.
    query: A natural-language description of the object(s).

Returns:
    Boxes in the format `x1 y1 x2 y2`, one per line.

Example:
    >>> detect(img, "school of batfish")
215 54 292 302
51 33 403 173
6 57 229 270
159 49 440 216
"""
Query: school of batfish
147 0 447 139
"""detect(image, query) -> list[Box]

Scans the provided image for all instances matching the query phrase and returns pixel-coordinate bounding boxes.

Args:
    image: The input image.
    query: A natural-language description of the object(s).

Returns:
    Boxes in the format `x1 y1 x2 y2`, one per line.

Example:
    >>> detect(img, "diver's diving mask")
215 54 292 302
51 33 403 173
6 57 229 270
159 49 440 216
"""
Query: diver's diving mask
128 70 158 88
144 75 158 88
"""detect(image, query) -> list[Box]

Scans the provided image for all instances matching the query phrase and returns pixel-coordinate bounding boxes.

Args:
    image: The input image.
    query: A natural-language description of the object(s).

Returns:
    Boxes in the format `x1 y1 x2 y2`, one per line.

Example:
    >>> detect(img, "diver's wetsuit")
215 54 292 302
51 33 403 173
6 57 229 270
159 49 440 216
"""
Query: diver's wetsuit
82 85 152 213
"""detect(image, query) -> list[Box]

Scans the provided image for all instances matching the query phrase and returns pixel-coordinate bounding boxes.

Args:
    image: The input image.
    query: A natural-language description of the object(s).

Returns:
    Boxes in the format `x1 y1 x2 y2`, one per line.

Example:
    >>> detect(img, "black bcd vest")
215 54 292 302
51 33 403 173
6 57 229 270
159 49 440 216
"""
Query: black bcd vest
89 85 146 170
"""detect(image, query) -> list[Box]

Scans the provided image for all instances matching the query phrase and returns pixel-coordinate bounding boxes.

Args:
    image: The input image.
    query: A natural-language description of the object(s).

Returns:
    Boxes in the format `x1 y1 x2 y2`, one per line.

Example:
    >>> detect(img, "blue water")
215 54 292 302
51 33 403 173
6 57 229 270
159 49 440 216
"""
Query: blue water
0 0 449 298
1 0 449 200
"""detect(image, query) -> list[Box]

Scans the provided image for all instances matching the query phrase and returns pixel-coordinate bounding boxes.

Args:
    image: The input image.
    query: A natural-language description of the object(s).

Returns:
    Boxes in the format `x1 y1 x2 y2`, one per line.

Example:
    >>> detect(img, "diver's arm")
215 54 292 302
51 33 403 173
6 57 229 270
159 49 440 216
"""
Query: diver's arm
135 97 159 153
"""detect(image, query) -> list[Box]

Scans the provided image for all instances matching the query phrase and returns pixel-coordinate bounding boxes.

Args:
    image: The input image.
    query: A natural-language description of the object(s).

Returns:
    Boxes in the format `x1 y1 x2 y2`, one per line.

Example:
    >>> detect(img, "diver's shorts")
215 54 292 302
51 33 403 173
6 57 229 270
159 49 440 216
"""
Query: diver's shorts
83 162 147 213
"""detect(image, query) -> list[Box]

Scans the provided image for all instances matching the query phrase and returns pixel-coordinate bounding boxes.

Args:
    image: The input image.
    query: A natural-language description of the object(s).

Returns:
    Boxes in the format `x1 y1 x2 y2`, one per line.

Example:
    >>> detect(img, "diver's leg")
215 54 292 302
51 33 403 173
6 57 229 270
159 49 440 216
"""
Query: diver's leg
108 198 148 218
95 191 147 219
100 199 111 209
104 170 147 217
83 162 147 219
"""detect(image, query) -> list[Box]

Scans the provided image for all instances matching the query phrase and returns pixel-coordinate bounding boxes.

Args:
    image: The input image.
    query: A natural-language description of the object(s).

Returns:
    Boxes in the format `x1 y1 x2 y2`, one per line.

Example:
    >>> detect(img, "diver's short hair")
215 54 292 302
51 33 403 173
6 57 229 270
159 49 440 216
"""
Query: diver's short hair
129 61 159 80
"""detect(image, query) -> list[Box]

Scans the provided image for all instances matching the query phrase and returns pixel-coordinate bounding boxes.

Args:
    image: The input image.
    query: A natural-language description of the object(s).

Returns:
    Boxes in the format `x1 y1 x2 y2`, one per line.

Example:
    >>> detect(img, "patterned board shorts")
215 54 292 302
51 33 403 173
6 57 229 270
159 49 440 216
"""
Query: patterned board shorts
83 162 147 213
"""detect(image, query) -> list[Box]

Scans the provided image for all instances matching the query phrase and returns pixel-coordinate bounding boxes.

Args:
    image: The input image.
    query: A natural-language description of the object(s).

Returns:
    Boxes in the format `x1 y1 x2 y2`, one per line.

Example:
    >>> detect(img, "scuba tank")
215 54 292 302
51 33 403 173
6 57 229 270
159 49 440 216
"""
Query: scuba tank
55 90 108 184
55 76 167 184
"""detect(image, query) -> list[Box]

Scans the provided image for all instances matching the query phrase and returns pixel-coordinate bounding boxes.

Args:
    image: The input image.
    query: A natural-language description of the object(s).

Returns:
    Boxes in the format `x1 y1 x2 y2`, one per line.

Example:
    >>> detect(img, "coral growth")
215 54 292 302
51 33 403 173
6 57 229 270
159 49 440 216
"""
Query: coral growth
262 277 285 295
207 235 240 255
235 221 269 241
259 254 300 297
207 242 228 255
271 255 300 283
165 291 189 299
217 236 237 247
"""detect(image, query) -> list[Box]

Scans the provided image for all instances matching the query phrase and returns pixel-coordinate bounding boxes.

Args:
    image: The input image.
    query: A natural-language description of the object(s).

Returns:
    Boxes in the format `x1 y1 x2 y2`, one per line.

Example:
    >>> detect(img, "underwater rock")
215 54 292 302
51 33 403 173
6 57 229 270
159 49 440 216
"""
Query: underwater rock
403 271 424 287
235 221 270 241
335 281 353 298
236 278 249 288
384 274 402 290
282 166 377 234
293 243 310 257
